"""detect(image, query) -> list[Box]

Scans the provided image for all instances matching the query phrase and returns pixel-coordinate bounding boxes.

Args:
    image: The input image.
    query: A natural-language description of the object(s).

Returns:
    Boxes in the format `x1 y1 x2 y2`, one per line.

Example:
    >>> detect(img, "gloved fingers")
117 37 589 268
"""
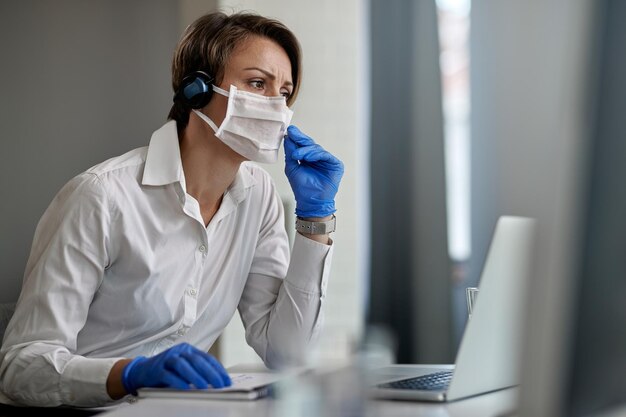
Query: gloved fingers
160 371 193 390
165 355 210 389
311 159 345 174
290 145 322 161
283 136 300 173
286 125 316 147
202 354 232 386
183 352 229 388
182 344 231 385
291 146 343 169
283 135 298 158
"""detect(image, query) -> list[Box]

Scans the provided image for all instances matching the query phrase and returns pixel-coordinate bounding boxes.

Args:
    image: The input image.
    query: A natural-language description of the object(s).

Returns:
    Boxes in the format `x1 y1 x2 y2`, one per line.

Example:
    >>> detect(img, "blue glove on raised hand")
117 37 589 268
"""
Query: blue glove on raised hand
121 342 231 395
284 125 344 218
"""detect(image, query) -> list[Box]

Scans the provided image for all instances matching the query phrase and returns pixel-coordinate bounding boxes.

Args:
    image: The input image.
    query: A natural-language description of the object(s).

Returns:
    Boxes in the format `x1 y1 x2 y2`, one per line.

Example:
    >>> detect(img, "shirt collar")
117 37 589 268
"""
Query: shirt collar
142 120 184 187
142 121 257 202
228 162 257 204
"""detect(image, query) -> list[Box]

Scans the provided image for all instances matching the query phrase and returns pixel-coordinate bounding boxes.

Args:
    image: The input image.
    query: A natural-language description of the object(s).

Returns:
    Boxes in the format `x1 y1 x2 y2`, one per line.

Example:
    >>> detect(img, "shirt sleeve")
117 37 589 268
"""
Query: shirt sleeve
0 173 122 407
238 181 334 369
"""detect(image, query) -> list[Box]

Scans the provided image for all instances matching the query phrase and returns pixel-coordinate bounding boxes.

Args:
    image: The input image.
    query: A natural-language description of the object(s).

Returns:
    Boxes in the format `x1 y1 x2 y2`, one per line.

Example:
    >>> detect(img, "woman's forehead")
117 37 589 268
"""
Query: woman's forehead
226 36 292 78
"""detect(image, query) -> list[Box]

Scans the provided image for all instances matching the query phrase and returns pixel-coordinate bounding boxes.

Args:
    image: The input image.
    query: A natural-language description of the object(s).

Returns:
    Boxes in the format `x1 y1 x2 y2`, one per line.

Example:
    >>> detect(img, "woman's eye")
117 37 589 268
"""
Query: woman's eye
250 80 264 89
281 91 291 99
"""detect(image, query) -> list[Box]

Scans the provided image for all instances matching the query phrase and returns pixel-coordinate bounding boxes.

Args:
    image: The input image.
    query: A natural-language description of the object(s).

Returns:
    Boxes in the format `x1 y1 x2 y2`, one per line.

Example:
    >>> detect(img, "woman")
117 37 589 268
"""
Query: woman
0 11 343 407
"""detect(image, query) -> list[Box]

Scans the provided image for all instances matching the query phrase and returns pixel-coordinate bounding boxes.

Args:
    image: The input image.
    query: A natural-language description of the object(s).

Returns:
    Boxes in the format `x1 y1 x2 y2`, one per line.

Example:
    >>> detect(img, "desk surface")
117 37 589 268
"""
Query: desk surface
0 364 519 417
95 387 518 417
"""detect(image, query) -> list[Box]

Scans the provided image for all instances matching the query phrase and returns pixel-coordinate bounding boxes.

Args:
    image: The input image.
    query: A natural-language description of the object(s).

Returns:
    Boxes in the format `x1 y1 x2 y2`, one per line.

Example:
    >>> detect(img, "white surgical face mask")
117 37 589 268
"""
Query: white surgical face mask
193 85 294 164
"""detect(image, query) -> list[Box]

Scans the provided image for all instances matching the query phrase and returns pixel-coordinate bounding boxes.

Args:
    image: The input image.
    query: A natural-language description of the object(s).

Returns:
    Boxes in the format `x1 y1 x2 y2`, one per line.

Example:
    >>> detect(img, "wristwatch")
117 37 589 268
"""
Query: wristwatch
295 215 336 235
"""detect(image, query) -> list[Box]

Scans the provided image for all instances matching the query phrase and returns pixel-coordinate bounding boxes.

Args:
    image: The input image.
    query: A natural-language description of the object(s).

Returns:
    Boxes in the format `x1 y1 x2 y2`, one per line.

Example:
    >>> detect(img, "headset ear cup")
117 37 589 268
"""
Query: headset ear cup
175 71 214 109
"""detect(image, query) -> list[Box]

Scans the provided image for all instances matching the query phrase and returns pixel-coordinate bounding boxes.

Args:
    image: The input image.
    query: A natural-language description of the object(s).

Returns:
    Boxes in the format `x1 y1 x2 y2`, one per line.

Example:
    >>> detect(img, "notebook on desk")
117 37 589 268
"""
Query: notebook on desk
369 216 536 402
137 372 284 401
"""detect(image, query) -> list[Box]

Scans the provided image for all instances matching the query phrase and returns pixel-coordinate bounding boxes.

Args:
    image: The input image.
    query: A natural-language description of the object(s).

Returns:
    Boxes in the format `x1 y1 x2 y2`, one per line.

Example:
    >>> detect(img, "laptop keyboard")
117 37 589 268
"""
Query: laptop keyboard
378 370 454 391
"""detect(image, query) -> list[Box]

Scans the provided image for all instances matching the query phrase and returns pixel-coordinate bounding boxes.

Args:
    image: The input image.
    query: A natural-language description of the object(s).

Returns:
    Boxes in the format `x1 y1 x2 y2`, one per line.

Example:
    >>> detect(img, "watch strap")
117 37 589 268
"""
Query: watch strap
295 215 336 235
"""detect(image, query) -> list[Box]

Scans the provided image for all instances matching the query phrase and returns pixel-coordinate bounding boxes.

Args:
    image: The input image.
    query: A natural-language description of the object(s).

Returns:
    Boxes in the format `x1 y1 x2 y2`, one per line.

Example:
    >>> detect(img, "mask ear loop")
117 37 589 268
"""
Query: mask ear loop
192 110 220 133
191 85 232 134
212 85 230 97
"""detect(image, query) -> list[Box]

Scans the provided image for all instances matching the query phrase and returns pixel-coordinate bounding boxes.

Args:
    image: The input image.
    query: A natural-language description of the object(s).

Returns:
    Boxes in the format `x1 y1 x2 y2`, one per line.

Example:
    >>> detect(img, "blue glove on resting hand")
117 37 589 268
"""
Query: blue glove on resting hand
121 342 231 395
284 125 344 218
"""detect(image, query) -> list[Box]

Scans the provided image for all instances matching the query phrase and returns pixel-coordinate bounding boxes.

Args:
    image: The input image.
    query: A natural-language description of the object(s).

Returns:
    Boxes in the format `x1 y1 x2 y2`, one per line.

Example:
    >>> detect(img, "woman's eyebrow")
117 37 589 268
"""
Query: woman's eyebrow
243 67 293 86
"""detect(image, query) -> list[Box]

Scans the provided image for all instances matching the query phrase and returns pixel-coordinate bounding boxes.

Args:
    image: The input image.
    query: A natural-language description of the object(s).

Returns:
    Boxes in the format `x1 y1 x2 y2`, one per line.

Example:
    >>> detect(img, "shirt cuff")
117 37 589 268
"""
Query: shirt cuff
60 356 125 406
285 232 334 295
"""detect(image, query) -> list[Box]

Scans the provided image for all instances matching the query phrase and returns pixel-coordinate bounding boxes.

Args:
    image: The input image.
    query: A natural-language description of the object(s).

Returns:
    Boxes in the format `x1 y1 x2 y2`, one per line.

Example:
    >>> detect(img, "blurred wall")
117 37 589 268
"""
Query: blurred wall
469 0 595 302
470 1 598 415
0 0 182 302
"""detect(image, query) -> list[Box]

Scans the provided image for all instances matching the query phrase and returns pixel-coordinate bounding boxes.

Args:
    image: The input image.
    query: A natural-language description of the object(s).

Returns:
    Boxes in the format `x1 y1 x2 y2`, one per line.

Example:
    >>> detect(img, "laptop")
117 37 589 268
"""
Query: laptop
368 215 536 402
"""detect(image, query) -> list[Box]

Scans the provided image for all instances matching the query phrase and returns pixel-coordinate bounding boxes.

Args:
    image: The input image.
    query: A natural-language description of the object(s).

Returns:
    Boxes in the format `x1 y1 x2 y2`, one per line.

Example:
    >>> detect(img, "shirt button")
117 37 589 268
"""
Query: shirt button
199 244 207 253
189 288 198 296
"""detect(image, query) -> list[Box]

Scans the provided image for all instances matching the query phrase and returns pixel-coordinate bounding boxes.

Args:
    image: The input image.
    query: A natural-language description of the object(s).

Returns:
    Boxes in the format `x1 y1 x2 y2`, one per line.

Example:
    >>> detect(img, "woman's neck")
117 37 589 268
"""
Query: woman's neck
179 114 244 211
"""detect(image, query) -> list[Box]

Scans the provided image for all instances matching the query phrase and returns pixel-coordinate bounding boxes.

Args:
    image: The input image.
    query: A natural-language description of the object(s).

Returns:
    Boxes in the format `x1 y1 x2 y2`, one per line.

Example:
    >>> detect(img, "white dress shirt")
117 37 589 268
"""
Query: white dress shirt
0 121 333 407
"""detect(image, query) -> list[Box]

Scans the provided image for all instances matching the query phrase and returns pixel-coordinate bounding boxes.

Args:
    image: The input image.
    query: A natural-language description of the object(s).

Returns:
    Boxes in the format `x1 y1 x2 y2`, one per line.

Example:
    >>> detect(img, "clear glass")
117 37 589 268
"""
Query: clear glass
466 287 479 319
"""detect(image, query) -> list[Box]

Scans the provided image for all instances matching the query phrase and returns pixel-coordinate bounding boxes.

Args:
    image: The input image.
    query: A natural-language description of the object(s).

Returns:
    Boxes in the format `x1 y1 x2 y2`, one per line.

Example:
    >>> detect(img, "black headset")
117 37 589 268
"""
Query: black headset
173 71 215 109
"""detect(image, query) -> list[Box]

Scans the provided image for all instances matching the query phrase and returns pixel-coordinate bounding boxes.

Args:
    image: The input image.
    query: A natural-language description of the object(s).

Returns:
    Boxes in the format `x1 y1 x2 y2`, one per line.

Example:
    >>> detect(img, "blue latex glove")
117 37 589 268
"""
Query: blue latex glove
121 342 231 395
284 125 344 218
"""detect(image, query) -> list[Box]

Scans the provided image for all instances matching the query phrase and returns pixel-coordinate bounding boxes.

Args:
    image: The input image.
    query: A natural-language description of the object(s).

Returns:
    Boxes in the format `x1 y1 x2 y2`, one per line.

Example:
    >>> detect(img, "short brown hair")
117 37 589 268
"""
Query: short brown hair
167 11 302 130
